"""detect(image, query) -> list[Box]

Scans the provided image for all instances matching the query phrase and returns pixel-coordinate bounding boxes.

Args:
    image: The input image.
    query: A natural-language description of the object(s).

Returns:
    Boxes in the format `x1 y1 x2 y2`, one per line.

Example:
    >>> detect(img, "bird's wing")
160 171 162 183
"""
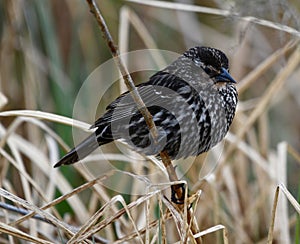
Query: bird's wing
91 72 185 129
91 86 173 129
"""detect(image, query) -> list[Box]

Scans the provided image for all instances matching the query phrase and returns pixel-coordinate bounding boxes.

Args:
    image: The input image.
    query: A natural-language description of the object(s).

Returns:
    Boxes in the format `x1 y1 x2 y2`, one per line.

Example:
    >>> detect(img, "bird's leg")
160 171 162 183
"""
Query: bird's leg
159 151 187 204
171 183 186 204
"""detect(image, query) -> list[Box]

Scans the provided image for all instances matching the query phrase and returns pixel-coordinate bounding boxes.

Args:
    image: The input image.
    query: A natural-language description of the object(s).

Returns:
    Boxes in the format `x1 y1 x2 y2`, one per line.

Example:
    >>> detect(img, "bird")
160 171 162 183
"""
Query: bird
54 46 238 168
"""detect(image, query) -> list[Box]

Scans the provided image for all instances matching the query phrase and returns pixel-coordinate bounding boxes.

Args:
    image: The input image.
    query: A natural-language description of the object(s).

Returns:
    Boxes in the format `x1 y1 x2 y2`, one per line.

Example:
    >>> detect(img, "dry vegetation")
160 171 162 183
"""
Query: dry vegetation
1 0 300 243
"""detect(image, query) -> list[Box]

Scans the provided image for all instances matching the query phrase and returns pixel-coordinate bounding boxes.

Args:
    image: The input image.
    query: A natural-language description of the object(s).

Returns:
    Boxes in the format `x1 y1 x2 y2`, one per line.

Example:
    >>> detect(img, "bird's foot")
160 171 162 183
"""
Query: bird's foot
171 183 186 204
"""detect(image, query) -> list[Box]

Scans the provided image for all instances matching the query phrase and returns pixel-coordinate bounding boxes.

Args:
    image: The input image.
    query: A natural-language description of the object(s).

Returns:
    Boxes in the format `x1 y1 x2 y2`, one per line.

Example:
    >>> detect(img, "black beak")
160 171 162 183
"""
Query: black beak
216 68 236 83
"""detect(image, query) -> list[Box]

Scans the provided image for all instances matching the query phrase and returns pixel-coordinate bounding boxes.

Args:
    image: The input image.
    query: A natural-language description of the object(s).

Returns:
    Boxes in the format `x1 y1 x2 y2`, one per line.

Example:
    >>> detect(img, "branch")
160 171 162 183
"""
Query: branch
85 0 183 198
0 201 108 243
84 1 201 242
86 0 158 141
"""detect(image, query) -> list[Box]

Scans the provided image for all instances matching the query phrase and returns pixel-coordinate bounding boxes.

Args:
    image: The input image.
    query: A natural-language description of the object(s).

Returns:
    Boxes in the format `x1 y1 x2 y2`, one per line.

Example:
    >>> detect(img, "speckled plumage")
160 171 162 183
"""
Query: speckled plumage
54 46 238 167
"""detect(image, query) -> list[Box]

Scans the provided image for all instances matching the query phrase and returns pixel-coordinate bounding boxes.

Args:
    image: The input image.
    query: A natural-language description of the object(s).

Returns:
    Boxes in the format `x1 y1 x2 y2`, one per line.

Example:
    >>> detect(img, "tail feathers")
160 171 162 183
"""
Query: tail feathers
54 134 102 168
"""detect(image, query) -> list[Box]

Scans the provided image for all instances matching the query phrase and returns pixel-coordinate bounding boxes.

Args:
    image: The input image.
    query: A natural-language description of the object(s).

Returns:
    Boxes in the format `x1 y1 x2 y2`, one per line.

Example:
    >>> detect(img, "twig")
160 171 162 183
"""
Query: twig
267 186 279 244
85 0 184 205
0 201 108 243
0 201 49 223
85 0 201 242
10 175 110 226
86 0 158 141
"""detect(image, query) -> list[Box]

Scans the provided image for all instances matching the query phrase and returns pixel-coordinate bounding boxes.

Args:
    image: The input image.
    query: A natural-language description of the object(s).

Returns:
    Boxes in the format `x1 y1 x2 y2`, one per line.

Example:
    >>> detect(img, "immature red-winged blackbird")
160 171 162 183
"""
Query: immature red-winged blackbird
54 46 237 168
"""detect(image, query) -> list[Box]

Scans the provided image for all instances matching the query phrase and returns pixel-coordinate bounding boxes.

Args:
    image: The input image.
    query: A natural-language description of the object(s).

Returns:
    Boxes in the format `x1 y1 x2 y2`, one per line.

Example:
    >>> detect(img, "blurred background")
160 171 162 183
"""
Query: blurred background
0 0 300 243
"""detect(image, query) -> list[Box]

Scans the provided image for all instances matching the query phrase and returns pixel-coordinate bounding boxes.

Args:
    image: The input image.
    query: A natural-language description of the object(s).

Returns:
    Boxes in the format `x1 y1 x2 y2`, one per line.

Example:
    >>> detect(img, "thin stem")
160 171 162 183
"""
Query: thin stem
84 1 201 242
85 0 187 204
85 0 158 141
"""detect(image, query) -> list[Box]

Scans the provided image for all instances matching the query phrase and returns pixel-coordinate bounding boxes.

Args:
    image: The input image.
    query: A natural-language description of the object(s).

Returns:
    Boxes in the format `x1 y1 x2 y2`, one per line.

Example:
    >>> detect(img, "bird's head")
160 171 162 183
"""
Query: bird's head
183 46 236 85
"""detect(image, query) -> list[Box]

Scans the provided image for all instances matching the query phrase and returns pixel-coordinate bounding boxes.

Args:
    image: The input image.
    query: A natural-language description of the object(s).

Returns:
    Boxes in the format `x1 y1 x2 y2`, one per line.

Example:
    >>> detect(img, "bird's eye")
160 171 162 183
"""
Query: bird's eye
204 65 218 76
204 66 213 75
